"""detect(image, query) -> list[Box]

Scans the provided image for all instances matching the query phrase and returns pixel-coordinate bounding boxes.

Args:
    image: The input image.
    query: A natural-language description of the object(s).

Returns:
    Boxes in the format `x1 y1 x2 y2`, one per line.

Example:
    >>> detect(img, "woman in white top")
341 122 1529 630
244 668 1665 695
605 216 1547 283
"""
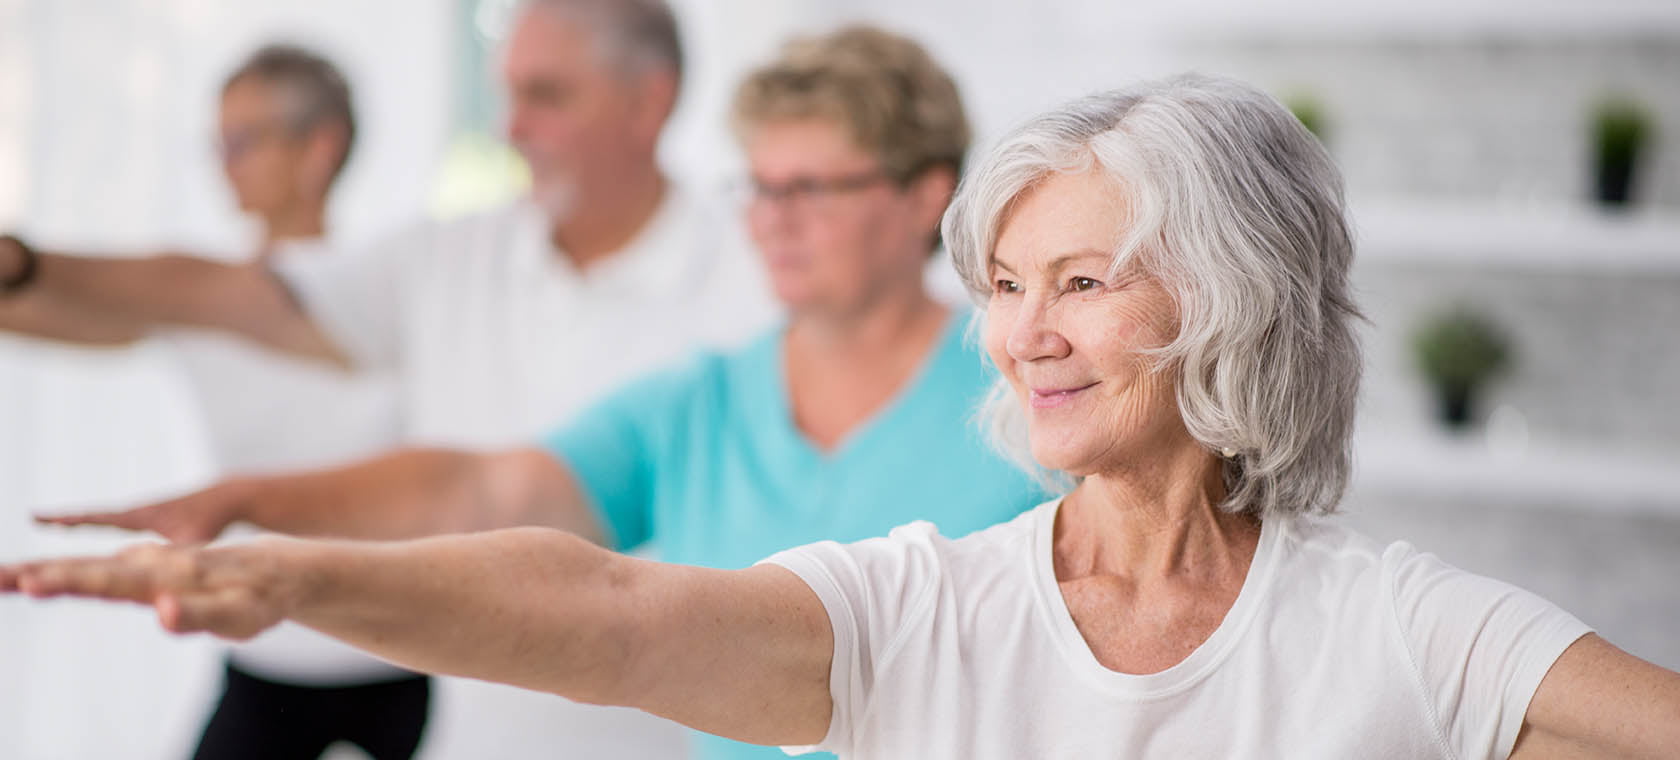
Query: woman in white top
4 73 1677 759
0 43 425 760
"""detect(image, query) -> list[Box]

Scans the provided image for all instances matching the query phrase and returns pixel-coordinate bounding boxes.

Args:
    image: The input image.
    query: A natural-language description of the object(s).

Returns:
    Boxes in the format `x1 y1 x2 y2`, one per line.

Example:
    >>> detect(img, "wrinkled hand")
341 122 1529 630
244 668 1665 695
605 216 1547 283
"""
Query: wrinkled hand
35 481 251 543
0 540 303 640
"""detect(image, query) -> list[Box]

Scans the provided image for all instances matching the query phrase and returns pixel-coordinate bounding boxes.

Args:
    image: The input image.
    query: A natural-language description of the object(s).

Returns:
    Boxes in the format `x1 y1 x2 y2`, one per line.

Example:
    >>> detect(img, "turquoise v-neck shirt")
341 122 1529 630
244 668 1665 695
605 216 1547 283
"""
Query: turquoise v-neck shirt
540 311 1048 760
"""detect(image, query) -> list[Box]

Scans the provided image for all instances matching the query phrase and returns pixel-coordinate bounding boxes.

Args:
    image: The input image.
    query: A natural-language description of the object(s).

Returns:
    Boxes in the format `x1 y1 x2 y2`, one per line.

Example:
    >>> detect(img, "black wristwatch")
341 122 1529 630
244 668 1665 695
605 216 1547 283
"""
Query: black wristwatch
0 233 39 294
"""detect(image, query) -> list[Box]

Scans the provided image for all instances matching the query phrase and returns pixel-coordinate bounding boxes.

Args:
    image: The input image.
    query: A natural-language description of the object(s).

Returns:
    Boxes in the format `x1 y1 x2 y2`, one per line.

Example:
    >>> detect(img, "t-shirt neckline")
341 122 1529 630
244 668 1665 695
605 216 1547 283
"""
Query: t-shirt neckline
1029 497 1286 699
516 187 701 296
768 309 967 463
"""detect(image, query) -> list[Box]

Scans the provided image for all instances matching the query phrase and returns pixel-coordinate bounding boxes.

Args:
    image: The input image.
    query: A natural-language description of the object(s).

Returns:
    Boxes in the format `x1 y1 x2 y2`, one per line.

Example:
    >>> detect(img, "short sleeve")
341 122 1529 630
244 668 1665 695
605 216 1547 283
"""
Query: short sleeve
758 521 946 756
1386 544 1592 760
270 228 416 372
538 357 710 552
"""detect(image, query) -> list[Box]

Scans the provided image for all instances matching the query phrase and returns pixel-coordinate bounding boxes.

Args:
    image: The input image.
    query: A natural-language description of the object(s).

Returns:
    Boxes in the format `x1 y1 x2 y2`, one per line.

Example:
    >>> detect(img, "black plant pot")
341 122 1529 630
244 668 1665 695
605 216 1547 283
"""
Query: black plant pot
1596 157 1637 206
1435 383 1474 429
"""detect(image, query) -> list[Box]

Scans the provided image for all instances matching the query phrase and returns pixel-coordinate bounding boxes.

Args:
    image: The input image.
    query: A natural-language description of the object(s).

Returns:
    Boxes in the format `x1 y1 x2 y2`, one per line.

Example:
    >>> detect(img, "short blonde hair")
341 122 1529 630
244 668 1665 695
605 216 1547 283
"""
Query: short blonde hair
732 25 971 185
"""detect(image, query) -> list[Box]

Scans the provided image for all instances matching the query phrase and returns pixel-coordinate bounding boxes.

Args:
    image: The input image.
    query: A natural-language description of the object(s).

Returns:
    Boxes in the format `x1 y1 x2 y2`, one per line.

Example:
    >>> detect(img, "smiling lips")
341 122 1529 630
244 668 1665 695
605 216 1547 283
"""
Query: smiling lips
1029 382 1098 409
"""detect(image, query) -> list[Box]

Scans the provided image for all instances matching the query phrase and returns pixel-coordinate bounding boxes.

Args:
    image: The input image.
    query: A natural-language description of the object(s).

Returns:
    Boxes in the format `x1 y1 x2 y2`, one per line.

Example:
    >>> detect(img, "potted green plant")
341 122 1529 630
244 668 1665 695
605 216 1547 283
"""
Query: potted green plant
1285 94 1328 145
1591 96 1653 207
1410 308 1513 429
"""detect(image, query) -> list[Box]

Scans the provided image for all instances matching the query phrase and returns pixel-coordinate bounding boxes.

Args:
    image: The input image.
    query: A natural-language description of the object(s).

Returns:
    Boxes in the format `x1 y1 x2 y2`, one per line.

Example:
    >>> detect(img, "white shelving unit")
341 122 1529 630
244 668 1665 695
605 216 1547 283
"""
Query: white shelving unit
1351 428 1680 516
1353 200 1680 273
1346 198 1680 515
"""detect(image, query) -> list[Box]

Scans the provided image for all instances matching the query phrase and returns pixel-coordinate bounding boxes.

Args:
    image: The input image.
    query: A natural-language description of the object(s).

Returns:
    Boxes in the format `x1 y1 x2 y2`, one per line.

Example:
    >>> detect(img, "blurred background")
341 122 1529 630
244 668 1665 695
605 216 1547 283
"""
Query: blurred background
1 0 1676 757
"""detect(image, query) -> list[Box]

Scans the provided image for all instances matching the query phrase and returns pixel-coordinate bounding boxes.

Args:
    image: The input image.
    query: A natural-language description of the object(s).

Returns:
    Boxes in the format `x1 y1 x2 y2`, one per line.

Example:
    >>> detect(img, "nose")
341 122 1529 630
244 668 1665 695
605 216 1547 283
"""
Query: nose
1004 295 1071 363
745 189 801 238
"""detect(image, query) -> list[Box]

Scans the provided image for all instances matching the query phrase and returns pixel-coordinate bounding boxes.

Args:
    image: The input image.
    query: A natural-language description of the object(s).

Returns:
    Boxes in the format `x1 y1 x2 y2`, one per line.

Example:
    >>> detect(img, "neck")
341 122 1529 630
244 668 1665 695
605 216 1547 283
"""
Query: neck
780 279 950 452
262 200 327 248
786 279 947 362
1055 431 1255 582
548 162 666 270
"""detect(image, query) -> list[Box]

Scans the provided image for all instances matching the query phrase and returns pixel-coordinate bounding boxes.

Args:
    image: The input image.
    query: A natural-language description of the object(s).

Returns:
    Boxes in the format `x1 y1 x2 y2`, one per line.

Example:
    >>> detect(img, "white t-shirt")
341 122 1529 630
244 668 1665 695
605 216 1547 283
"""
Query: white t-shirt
276 190 777 758
764 499 1591 759
169 238 400 475
276 189 777 449
166 238 411 685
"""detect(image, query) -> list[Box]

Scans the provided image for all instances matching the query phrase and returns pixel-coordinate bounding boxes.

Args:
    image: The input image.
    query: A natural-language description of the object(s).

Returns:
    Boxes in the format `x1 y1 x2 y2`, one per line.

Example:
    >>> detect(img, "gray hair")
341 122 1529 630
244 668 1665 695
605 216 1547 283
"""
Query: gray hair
224 44 356 180
944 73 1362 518
522 0 683 86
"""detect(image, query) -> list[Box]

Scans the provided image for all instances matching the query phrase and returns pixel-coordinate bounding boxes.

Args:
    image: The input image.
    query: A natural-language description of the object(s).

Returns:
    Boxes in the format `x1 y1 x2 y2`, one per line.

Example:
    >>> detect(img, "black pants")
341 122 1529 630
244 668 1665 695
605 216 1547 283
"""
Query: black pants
191 661 431 760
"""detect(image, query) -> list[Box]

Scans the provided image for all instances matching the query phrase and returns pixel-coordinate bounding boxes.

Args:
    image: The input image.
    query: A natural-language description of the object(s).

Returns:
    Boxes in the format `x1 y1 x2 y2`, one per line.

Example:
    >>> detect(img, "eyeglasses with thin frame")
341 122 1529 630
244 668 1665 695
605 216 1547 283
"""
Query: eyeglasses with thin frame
735 169 896 214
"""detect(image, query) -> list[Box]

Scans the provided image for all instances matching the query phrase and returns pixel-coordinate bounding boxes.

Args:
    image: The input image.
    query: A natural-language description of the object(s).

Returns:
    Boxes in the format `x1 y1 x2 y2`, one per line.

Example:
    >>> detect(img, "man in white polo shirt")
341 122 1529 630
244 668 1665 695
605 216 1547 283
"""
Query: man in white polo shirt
283 148 765 449
0 1 774 757
270 1 774 450
0 0 771 447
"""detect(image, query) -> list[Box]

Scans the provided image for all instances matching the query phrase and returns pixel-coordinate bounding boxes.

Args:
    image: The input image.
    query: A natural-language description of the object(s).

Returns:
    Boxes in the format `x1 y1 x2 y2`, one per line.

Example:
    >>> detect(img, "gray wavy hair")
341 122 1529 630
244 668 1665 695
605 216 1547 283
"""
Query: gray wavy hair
945 73 1362 518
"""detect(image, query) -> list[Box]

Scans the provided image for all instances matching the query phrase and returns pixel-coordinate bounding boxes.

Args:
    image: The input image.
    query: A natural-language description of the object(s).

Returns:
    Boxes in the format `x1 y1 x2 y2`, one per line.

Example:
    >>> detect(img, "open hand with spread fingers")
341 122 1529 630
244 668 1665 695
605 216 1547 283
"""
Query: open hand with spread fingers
0 539 302 640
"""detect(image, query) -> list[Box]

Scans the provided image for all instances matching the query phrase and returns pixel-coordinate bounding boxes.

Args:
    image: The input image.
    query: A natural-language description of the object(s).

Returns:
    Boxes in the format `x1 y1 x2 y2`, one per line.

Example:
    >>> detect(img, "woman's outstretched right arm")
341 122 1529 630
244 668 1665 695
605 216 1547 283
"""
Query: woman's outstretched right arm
0 527 835 747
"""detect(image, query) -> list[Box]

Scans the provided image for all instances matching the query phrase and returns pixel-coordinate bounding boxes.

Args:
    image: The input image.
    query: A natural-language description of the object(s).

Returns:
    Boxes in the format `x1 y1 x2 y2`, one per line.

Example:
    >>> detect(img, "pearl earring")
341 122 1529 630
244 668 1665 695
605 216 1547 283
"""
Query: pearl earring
1220 446 1238 458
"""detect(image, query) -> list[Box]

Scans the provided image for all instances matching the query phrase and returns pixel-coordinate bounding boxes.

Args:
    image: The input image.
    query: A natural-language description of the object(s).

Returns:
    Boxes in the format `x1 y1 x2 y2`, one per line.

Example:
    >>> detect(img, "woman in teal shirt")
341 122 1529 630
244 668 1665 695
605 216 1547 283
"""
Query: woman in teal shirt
41 25 1045 760
548 303 1015 573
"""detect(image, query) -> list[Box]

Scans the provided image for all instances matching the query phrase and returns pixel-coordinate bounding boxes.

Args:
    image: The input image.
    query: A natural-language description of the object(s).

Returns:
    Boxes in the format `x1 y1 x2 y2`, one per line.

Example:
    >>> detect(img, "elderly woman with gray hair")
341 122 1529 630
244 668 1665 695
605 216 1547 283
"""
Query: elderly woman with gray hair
5 74 1676 758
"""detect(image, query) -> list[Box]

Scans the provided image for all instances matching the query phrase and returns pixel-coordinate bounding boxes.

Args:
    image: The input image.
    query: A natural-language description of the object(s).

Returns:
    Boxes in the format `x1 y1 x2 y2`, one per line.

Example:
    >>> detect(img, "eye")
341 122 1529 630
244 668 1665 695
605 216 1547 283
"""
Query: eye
1068 276 1101 292
994 279 1022 295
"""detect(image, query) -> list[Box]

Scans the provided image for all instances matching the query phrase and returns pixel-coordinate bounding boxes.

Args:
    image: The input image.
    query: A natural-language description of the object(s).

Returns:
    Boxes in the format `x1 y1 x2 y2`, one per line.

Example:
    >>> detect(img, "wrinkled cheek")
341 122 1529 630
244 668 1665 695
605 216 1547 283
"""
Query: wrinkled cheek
1100 292 1178 349
1099 377 1182 448
1110 392 1156 432
1130 354 1180 405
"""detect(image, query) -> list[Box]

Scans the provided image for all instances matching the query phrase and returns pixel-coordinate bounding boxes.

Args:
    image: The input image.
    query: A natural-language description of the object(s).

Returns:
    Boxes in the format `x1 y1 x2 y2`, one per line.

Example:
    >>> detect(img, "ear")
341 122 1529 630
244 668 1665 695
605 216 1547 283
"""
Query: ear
628 68 679 149
298 122 349 196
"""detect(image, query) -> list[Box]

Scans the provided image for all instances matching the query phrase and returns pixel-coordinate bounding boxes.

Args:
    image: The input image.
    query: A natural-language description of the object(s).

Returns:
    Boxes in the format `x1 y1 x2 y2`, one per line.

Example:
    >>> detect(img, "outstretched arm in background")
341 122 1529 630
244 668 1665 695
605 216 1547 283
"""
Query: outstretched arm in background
0 237 343 362
37 446 604 544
